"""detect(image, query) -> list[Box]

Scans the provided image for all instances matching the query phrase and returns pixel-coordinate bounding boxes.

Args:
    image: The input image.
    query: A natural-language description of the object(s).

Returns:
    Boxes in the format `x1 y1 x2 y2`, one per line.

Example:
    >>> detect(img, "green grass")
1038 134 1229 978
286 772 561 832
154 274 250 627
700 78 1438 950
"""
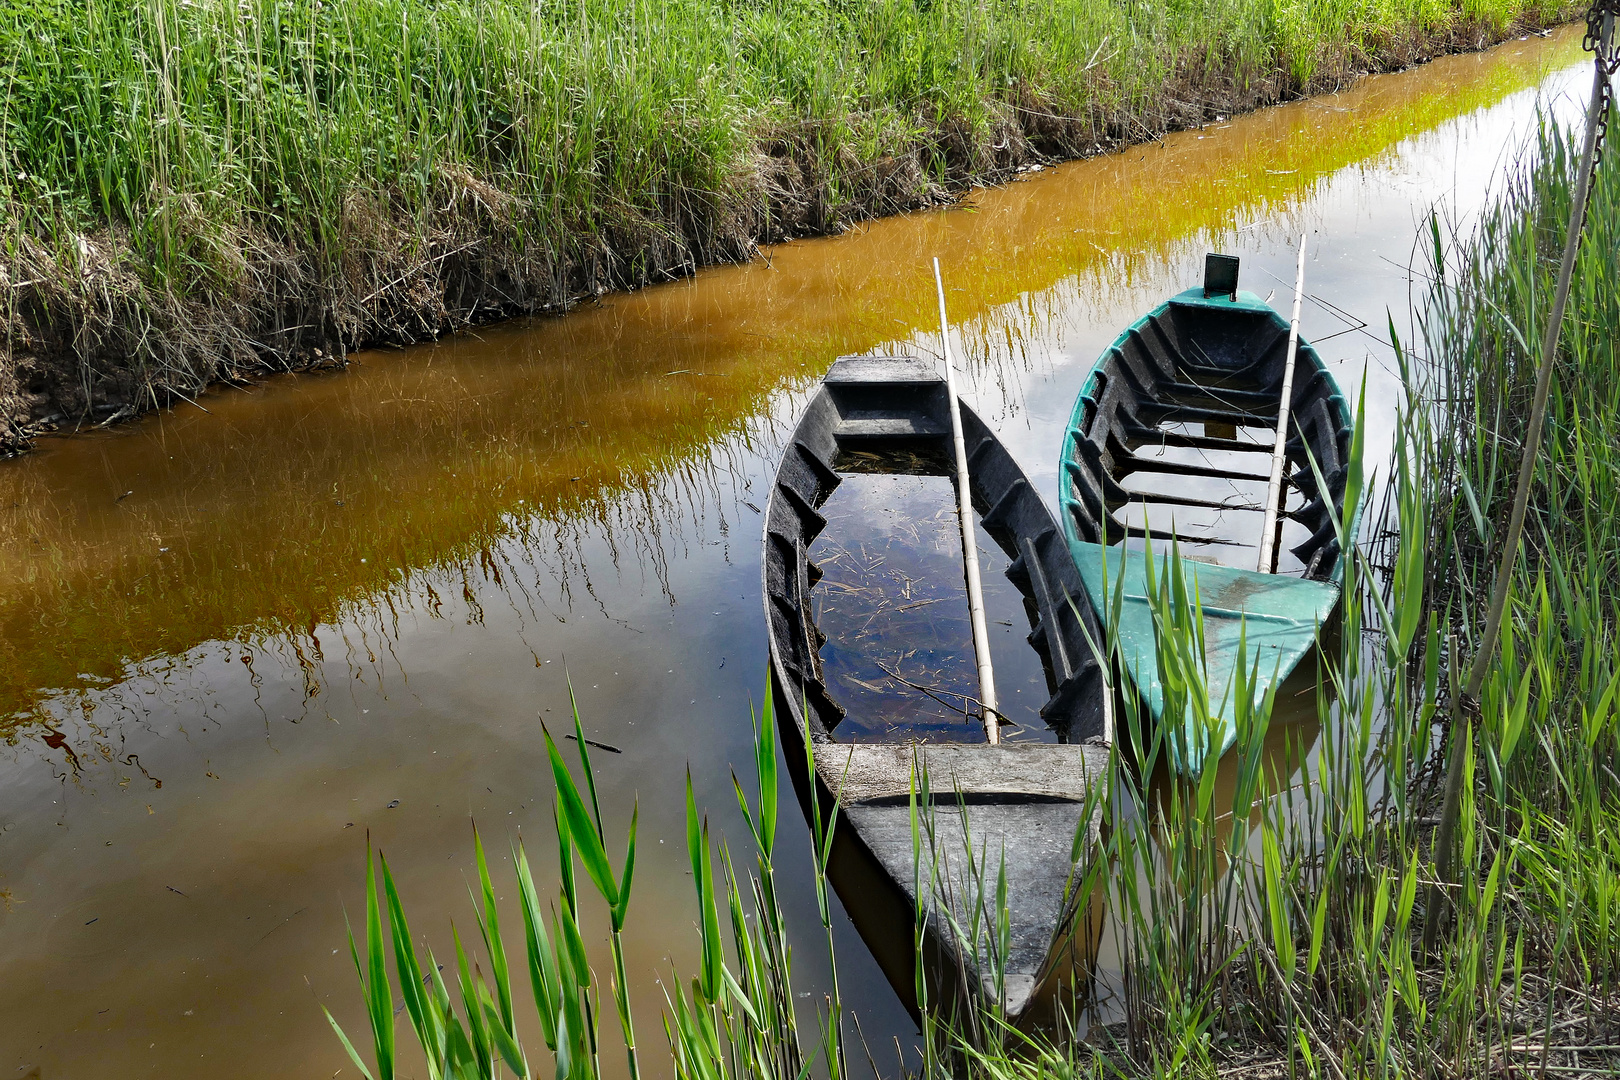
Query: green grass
0 0 1575 431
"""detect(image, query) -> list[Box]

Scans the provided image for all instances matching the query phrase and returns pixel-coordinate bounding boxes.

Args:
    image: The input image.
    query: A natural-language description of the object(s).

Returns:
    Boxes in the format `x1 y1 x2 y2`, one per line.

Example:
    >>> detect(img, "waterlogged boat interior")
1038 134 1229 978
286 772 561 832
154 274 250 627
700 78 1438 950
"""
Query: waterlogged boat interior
764 355 1111 1018
1062 261 1354 576
1059 259 1356 770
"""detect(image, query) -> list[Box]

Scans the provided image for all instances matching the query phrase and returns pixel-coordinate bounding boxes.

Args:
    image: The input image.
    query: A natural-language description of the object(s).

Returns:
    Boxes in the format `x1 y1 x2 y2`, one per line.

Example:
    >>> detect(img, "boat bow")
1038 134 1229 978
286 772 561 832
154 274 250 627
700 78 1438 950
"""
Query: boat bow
1067 539 1338 771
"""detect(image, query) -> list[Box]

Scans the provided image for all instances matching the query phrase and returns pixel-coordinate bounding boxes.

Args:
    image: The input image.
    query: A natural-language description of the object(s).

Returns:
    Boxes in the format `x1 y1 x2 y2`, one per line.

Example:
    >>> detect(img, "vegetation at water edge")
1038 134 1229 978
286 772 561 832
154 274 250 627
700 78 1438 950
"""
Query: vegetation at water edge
0 0 1577 450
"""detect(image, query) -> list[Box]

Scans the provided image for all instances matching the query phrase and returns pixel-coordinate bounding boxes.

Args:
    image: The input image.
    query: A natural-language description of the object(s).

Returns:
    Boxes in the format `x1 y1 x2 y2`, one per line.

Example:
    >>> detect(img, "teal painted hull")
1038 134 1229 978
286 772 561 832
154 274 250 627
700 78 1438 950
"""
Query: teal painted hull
1058 285 1360 774
1066 539 1338 772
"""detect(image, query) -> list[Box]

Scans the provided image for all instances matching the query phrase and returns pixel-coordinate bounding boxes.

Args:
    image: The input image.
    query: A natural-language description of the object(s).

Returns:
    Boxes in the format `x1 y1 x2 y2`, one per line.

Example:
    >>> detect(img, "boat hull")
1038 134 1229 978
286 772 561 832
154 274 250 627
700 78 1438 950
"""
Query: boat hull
1059 286 1358 772
763 355 1112 1021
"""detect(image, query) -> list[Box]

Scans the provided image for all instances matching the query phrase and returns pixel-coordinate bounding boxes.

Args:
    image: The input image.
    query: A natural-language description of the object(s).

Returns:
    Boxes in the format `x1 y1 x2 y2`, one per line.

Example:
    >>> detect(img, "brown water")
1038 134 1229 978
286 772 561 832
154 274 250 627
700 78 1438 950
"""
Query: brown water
0 27 1591 1078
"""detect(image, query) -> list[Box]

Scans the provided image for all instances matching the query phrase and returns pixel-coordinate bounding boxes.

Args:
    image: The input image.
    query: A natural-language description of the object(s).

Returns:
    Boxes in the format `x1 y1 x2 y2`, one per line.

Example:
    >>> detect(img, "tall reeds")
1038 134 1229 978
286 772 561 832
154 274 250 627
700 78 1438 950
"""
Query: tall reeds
0 0 1575 432
1412 96 1620 1010
1070 104 1620 1074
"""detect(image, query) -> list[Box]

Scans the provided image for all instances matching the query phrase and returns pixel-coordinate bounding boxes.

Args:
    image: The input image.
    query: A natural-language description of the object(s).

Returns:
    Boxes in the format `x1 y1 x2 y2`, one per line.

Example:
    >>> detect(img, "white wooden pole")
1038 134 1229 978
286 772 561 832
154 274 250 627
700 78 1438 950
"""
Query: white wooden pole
1257 234 1309 573
933 258 999 743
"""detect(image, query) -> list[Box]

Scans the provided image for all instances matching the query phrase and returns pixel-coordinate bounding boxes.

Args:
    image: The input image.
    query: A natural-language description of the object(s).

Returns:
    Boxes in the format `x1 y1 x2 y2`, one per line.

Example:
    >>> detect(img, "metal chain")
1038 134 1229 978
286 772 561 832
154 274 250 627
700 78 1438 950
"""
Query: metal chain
1590 75 1611 188
1585 0 1620 66
1578 1 1618 234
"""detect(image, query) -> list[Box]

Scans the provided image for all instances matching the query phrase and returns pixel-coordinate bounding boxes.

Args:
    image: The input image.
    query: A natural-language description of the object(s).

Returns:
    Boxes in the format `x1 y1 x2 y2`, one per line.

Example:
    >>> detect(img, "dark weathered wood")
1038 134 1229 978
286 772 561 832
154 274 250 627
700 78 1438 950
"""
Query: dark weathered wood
834 416 951 438
763 354 1112 1022
823 356 941 384
816 742 1109 803
1021 535 1074 684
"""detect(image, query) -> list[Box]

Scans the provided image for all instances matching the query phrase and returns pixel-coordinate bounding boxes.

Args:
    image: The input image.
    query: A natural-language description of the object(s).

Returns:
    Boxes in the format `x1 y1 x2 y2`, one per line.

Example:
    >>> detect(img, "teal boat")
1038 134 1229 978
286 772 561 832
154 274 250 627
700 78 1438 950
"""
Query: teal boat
1058 255 1360 773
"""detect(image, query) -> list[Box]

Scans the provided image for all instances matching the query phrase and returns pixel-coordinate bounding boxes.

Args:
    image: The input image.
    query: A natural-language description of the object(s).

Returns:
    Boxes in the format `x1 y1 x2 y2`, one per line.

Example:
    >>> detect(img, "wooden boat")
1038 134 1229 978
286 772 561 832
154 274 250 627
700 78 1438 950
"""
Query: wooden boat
1058 255 1359 774
763 355 1112 1020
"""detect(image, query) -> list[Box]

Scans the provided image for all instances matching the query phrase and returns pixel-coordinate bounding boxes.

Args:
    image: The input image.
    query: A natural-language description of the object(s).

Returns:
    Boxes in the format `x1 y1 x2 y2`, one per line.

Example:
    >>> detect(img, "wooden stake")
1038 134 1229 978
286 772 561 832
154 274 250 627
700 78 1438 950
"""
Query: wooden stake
1258 234 1309 573
933 258 999 743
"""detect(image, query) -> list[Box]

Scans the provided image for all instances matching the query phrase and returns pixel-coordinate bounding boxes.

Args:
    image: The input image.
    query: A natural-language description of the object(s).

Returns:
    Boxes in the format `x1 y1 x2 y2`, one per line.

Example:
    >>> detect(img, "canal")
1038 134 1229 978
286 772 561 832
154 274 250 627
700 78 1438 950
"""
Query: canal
0 27 1591 1078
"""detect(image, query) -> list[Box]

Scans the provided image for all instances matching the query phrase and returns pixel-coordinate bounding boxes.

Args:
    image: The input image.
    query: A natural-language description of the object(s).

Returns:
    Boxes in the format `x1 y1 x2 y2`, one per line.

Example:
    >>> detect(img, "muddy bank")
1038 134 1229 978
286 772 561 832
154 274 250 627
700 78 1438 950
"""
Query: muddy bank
0 11 1576 455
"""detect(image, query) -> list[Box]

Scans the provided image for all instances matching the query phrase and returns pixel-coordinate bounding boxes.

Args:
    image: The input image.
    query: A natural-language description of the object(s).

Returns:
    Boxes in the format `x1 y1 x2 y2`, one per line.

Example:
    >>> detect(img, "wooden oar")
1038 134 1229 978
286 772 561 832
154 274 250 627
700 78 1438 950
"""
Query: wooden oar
933 258 999 743
1257 234 1309 573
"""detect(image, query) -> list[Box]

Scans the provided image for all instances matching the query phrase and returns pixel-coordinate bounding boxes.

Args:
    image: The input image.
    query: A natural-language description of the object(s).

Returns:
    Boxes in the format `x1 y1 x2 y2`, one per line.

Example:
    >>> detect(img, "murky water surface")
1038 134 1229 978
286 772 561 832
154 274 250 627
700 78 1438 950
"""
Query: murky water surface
0 28 1591 1077
813 473 1055 742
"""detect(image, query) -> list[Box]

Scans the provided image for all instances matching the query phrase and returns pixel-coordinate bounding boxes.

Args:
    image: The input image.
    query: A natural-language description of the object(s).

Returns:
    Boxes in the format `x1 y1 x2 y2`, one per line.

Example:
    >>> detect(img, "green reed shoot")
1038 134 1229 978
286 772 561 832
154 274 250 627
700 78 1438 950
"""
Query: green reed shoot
543 686 641 1080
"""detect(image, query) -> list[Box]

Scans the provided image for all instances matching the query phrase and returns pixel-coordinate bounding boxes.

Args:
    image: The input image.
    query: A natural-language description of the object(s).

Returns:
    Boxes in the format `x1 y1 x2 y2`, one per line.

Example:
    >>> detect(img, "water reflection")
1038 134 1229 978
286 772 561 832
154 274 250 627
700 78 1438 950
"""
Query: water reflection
0 346 784 733
0 26 1590 1080
811 473 1055 742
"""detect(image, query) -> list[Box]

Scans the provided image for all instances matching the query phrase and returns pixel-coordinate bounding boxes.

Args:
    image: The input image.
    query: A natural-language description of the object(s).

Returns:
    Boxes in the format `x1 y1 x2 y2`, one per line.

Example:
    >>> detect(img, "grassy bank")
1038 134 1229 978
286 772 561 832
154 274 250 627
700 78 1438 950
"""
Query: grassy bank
326 97 1620 1078
0 0 1576 452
